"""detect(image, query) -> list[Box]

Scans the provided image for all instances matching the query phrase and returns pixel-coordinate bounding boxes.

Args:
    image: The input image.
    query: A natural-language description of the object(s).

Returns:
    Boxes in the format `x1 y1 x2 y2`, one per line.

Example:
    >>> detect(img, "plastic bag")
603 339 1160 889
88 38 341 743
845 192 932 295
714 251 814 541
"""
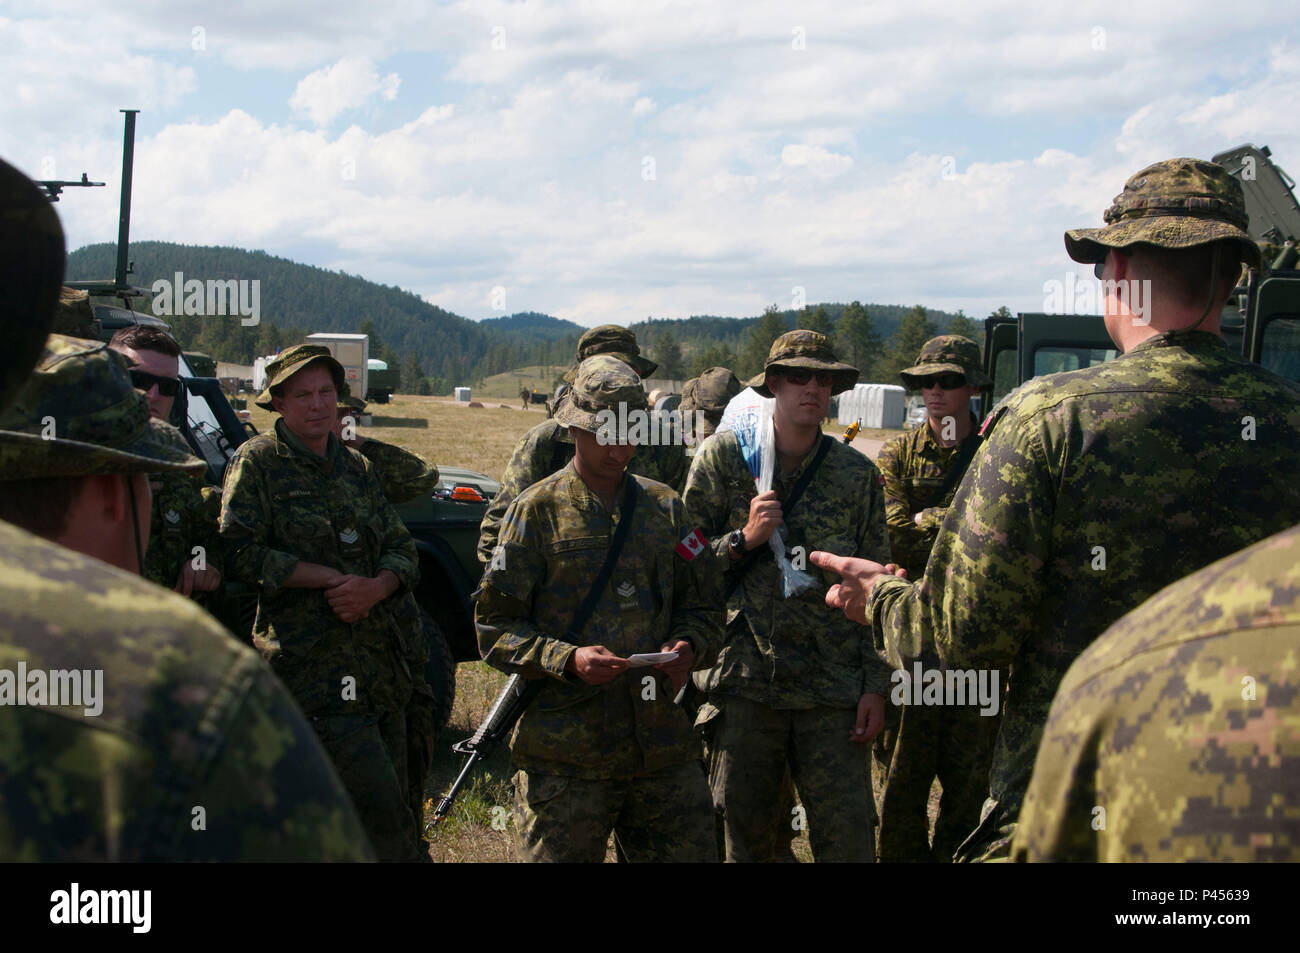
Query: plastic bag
718 389 819 599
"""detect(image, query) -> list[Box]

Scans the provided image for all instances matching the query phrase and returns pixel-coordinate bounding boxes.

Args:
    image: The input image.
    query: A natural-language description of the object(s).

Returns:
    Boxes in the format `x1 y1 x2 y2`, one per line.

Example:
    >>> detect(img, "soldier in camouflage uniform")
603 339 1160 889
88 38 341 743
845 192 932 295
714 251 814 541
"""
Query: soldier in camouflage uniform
108 325 223 599
477 325 688 563
872 335 1000 862
475 355 722 862
680 366 741 454
0 163 371 859
683 330 893 862
333 385 441 503
1013 521 1300 862
222 344 428 862
814 157 1300 861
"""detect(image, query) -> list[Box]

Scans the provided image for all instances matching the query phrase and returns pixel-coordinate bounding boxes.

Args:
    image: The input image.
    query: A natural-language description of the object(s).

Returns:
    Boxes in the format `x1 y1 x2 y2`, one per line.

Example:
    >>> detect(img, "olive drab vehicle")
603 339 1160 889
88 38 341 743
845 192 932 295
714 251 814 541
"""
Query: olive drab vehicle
48 110 495 727
983 143 1300 403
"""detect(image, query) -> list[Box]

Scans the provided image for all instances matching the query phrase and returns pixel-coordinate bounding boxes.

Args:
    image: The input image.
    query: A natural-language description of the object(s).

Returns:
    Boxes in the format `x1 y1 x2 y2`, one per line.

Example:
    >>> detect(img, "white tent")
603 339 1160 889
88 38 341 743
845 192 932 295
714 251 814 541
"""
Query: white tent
836 383 906 429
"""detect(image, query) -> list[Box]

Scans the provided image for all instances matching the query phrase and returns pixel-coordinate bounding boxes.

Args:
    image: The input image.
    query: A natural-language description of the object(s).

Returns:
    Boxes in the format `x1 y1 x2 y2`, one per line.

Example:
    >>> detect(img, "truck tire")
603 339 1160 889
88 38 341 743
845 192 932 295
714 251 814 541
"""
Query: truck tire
421 607 456 728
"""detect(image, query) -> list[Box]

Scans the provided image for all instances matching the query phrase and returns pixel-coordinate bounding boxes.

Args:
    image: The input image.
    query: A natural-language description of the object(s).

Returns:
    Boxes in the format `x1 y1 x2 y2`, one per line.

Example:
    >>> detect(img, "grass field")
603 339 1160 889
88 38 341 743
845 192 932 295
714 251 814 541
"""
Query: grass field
242 395 930 862
474 364 568 400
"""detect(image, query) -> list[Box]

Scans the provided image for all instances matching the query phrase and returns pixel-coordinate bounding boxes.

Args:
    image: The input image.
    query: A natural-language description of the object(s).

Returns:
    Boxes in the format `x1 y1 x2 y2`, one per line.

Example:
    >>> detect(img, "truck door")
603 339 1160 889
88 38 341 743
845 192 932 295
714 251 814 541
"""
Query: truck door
1247 273 1300 384
1015 312 1116 385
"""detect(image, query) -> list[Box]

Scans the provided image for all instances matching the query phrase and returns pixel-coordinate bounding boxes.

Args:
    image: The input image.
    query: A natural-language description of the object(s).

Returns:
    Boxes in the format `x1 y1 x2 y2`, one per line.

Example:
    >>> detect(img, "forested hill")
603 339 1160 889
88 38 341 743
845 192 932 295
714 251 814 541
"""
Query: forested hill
66 241 999 390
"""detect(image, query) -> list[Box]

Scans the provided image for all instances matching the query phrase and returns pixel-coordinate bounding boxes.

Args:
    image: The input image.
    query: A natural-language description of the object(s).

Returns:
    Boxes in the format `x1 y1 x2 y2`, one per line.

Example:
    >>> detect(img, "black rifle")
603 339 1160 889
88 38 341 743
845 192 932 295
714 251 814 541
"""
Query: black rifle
430 476 640 828
430 674 541 827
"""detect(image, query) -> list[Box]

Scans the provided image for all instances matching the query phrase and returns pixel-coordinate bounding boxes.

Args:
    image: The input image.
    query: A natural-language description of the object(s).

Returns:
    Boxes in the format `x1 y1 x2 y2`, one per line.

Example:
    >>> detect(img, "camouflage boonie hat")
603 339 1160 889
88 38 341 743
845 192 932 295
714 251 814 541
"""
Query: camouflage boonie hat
336 381 367 414
255 344 345 410
0 334 205 479
1065 158 1261 269
554 354 647 434
899 335 990 389
745 330 858 398
561 325 658 383
681 366 741 440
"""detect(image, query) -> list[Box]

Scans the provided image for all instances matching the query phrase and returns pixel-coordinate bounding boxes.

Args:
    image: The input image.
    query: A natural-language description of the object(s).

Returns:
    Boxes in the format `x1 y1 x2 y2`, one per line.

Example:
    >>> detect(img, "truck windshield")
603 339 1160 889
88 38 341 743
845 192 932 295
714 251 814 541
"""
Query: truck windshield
1259 315 1300 384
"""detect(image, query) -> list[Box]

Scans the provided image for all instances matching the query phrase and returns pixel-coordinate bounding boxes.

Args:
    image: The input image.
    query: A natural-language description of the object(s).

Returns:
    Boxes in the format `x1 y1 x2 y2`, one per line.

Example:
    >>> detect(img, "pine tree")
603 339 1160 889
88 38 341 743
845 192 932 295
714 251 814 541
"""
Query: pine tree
401 353 425 393
653 326 686 381
742 305 788 380
946 309 981 352
883 305 938 379
836 301 881 381
799 305 836 337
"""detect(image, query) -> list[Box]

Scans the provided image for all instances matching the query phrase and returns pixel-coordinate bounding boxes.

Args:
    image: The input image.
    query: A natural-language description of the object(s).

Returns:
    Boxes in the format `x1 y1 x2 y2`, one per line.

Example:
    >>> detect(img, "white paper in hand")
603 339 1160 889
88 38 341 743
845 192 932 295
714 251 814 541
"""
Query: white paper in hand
625 651 679 667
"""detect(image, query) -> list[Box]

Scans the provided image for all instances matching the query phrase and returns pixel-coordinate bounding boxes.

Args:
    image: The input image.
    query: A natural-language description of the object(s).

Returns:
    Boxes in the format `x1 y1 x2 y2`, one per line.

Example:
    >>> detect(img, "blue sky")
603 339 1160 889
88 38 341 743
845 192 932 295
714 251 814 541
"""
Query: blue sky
1 0 1295 326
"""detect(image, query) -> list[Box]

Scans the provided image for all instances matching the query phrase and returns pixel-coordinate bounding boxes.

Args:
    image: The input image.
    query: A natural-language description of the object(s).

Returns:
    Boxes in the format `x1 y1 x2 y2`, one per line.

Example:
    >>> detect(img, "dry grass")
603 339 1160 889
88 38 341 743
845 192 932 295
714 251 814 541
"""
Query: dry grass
243 394 549 483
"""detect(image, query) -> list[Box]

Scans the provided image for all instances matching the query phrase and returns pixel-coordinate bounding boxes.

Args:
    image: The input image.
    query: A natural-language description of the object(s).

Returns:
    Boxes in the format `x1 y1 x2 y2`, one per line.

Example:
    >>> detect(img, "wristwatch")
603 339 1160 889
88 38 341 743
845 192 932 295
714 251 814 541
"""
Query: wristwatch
727 528 746 556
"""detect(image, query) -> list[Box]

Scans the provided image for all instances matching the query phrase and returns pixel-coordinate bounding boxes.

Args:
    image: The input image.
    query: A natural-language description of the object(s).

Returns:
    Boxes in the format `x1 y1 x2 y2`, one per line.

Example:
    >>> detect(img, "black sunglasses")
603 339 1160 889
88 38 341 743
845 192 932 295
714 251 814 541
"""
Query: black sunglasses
781 369 834 387
915 373 967 391
130 369 180 397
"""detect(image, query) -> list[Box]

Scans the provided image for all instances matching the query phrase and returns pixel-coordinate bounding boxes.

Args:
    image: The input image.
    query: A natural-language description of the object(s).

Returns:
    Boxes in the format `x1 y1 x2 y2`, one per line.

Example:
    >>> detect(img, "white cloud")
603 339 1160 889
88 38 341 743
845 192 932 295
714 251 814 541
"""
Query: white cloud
289 57 401 126
6 0 1299 327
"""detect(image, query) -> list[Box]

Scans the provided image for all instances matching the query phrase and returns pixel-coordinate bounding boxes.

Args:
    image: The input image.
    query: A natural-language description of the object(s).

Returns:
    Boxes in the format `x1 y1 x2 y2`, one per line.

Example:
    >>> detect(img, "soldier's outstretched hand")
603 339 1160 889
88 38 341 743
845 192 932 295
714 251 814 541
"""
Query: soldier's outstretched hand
566 645 629 685
810 551 905 624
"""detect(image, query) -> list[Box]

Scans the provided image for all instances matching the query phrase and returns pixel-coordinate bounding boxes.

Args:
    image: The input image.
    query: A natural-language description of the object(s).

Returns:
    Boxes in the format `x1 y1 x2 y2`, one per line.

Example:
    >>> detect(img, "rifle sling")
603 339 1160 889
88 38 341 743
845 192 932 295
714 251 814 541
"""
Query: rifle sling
724 433 832 599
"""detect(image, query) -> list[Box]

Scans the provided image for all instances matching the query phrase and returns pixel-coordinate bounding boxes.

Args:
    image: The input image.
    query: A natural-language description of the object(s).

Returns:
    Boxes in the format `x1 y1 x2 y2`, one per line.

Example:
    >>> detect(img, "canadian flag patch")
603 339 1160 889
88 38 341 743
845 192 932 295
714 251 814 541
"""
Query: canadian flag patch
676 527 707 561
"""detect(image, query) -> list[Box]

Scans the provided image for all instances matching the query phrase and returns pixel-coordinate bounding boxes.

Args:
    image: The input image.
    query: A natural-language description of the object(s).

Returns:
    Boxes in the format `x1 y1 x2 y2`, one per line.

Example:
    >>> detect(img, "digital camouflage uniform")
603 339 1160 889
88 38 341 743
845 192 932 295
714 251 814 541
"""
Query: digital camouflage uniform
872 336 999 862
868 158 1300 862
475 356 722 863
144 443 223 594
0 311 372 857
684 331 892 862
1012 522 1300 862
221 345 428 862
478 326 685 564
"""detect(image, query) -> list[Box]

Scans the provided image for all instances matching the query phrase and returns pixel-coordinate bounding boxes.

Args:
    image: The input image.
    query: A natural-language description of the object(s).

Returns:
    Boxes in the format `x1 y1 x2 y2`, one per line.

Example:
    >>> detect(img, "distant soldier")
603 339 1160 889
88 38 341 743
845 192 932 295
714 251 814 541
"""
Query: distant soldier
333 385 441 503
0 159 371 859
872 335 999 862
222 344 428 862
1014 522 1300 861
520 387 530 411
477 325 687 564
476 355 722 862
684 331 892 862
108 325 223 600
679 366 741 453
815 157 1300 861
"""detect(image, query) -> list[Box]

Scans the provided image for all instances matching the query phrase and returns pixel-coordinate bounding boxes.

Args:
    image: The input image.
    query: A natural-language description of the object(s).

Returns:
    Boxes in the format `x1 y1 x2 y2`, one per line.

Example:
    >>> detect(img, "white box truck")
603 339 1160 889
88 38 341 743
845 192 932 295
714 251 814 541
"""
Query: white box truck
306 333 369 399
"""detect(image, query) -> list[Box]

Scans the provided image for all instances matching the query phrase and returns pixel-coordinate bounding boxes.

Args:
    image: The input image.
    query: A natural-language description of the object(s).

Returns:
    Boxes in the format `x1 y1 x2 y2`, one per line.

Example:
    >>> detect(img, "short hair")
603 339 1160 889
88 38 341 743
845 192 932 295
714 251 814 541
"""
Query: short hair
1130 240 1244 307
0 476 85 538
109 325 181 358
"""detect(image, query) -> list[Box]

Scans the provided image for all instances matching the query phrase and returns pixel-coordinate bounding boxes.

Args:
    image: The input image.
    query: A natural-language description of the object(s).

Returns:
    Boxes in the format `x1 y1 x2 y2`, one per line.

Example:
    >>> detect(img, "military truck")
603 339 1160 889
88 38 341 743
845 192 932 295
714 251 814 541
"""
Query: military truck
366 358 399 402
55 110 489 728
982 143 1300 402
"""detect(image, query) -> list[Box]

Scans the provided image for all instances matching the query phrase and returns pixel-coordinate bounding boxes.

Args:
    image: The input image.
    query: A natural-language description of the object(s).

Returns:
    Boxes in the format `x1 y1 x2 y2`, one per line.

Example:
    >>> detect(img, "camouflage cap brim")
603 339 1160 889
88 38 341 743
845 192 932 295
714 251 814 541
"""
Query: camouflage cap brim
1065 219 1261 269
745 357 859 398
899 361 992 389
0 417 205 479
